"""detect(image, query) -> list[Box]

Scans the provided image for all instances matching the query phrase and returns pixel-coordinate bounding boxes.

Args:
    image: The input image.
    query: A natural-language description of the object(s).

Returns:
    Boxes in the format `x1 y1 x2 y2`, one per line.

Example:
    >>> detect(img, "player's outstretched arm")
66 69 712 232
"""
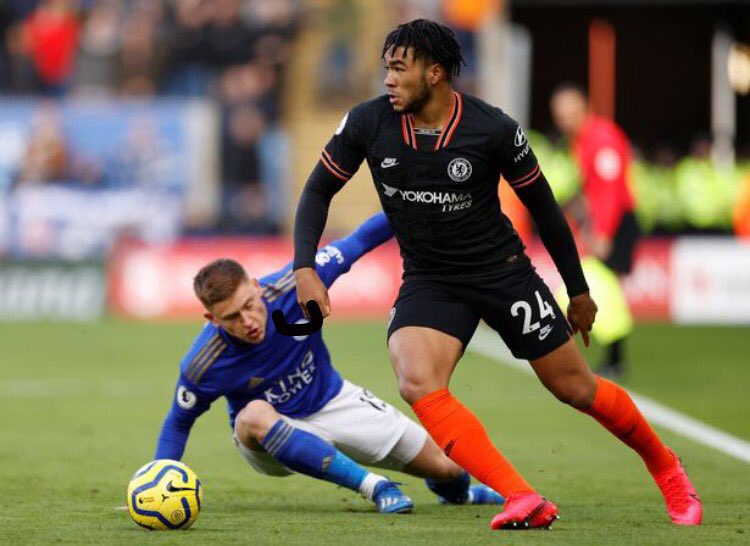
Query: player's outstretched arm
154 378 213 460
344 211 393 253
154 407 195 461
287 213 392 323
317 212 393 283
293 162 348 318
513 172 597 345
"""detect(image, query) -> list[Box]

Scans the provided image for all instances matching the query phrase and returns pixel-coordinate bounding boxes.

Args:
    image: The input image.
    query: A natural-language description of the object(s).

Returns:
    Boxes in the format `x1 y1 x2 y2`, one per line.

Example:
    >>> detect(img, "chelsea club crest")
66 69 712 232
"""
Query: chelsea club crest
447 157 472 182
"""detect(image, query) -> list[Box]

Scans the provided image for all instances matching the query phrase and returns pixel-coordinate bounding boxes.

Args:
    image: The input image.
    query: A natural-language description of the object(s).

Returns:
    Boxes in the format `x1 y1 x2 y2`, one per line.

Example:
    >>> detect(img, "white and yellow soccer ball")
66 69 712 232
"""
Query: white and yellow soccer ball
126 459 203 530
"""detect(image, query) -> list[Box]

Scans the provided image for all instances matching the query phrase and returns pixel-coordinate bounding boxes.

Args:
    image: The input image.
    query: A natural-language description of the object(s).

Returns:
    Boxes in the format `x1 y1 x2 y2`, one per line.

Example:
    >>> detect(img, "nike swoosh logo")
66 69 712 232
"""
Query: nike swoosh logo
165 480 196 493
538 326 553 340
381 159 399 168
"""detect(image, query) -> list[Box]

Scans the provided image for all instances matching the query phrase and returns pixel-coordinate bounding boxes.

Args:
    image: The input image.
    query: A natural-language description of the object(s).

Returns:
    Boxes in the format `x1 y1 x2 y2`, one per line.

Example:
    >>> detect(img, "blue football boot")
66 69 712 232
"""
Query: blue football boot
372 481 414 514
427 471 505 505
466 484 505 505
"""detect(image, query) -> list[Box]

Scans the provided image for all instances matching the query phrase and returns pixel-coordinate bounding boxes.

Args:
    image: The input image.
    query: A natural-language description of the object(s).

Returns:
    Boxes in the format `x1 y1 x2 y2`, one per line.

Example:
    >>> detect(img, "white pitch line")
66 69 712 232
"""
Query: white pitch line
468 325 750 464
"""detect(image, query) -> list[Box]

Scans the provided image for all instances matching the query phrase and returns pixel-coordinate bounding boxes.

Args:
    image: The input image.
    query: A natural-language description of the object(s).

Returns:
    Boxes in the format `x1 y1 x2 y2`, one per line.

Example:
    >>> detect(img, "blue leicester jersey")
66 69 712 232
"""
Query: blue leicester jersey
155 213 393 461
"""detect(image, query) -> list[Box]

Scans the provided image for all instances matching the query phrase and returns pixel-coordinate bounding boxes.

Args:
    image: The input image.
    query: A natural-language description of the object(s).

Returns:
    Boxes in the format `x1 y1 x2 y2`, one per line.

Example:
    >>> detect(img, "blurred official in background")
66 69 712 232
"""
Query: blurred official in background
551 83 640 378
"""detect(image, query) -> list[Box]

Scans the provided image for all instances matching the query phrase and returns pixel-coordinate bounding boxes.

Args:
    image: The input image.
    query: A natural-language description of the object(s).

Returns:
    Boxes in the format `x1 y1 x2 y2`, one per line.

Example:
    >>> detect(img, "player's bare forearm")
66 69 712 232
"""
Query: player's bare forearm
294 267 331 318
567 292 598 347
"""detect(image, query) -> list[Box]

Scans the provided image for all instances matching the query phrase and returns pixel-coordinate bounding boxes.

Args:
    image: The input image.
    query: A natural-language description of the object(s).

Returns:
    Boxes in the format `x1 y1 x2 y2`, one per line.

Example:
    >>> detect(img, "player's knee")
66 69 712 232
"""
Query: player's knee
397 371 450 405
390 352 449 405
235 400 279 442
547 374 597 409
397 378 434 405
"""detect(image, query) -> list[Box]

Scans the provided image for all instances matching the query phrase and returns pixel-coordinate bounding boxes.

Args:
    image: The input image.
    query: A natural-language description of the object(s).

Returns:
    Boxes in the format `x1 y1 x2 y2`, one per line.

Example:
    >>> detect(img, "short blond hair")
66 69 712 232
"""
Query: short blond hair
193 259 248 309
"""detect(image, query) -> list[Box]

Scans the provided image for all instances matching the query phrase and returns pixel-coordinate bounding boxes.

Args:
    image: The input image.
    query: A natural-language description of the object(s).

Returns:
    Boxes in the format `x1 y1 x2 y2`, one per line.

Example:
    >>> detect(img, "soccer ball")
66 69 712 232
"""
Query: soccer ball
126 459 203 530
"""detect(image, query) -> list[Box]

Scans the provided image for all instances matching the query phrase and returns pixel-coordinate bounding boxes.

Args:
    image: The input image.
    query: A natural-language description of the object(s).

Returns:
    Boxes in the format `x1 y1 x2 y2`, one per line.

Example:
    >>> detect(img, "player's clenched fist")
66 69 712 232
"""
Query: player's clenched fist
294 267 331 318
567 292 598 347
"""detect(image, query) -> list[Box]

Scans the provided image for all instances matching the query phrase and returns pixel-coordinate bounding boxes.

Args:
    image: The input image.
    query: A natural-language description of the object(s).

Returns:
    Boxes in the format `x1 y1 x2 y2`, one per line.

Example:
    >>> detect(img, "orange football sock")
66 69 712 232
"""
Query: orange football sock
581 376 675 475
412 389 534 497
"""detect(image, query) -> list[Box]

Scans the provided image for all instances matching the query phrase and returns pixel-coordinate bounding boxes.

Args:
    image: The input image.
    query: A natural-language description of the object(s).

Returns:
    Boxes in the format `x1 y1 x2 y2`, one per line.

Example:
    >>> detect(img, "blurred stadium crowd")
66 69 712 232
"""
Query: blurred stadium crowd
0 0 748 262
0 0 298 256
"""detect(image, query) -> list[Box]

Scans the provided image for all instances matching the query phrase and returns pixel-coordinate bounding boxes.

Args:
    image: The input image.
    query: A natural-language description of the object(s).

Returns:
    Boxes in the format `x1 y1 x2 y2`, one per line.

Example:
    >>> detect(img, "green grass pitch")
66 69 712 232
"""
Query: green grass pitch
1 320 749 545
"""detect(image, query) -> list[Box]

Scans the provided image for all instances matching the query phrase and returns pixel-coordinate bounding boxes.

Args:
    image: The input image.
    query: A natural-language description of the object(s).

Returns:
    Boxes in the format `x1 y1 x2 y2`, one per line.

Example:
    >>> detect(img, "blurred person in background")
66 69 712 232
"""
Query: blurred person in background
440 0 499 94
71 0 122 96
0 2 25 92
14 106 102 187
16 115 71 185
551 83 639 379
317 0 361 102
220 99 271 232
218 61 276 233
10 0 81 95
163 0 216 96
203 0 253 69
674 135 737 234
108 114 176 190
160 0 297 234
1 0 299 240
119 0 167 96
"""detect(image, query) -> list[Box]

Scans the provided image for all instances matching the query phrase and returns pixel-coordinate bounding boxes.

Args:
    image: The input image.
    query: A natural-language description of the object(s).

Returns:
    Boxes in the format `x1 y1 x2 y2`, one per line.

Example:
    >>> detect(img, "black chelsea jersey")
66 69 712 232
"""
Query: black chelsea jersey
320 92 542 278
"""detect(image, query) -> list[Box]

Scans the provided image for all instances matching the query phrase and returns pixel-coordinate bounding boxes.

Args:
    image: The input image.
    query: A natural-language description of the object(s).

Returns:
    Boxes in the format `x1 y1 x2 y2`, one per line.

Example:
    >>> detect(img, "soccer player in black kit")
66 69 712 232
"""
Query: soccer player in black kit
292 19 701 529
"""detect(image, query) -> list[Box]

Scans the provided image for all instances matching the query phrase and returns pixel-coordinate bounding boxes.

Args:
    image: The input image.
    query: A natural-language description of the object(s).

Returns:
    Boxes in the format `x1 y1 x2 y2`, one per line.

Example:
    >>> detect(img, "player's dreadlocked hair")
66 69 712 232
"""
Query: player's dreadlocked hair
381 19 465 80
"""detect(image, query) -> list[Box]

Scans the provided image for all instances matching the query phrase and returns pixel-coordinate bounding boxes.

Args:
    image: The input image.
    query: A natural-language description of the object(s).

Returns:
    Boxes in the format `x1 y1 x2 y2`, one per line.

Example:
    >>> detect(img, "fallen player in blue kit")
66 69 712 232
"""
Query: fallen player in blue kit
153 212 504 513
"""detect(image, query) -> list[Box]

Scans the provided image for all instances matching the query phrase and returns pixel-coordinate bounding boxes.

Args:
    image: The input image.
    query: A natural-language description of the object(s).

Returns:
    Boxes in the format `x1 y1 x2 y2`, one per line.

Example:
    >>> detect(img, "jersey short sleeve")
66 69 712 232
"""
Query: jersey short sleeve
320 104 367 182
494 111 542 191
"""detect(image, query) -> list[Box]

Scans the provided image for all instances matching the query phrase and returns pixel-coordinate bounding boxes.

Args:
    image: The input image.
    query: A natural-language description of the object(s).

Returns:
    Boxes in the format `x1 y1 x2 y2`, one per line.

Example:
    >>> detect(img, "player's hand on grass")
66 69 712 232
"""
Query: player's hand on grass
294 267 331 318
567 292 597 347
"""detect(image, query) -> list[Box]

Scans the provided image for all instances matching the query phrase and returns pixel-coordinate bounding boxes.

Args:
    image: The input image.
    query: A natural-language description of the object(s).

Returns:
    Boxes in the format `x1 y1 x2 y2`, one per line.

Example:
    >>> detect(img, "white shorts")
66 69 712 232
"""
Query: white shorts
234 380 427 477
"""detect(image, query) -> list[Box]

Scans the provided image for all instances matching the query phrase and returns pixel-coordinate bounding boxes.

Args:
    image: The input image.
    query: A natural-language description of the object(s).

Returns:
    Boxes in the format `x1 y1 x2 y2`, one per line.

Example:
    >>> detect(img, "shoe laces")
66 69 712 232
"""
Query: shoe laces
375 480 404 496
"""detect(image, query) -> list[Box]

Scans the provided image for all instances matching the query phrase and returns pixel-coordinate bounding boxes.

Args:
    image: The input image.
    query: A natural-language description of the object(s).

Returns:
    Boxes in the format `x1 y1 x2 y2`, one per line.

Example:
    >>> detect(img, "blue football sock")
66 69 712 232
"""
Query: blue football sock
425 470 470 504
262 419 368 492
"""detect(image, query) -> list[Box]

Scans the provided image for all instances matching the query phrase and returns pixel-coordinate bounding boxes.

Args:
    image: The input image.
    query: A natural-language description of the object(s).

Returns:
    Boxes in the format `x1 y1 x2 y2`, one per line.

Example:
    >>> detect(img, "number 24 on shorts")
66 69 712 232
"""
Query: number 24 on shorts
511 291 556 336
